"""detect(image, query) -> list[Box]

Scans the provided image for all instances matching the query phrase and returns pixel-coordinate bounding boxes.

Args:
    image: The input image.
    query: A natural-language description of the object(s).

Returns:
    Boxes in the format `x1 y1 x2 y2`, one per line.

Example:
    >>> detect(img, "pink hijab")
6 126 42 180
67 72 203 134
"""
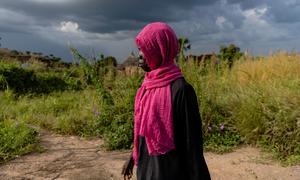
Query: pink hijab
133 22 183 165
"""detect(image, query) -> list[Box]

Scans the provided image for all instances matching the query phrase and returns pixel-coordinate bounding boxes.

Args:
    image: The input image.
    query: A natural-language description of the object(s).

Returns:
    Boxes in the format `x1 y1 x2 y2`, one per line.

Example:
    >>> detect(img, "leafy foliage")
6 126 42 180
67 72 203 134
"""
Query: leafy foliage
0 62 81 95
178 37 191 62
0 48 299 165
97 75 142 150
219 44 243 68
0 118 38 162
182 51 300 164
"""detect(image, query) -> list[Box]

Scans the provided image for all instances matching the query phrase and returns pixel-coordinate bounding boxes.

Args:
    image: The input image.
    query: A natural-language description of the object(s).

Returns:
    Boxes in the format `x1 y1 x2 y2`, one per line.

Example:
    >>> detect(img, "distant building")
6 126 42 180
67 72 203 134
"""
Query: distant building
118 52 138 70
118 52 144 76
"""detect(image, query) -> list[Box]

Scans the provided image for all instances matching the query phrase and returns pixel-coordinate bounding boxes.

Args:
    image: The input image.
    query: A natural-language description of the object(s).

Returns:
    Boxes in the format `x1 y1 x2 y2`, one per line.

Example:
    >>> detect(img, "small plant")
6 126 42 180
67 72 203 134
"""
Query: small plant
0 119 38 162
203 122 241 153
0 62 82 95
0 49 299 165
182 51 300 163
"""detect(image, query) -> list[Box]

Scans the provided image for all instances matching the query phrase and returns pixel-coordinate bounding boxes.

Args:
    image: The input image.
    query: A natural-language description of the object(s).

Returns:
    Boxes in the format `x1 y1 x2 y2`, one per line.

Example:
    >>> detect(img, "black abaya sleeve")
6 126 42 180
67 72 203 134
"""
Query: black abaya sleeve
171 78 211 180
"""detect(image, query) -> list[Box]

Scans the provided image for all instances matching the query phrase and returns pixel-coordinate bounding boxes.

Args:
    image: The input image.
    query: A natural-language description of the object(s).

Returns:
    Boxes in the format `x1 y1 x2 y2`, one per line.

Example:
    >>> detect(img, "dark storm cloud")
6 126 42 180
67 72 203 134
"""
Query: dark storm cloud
172 1 246 40
265 0 300 24
226 0 300 24
226 0 264 10
1 0 300 62
0 0 219 34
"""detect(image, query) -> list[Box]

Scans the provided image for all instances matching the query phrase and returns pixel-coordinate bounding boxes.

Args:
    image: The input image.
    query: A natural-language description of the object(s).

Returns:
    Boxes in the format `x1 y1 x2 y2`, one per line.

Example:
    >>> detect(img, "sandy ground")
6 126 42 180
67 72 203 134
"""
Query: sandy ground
0 131 299 180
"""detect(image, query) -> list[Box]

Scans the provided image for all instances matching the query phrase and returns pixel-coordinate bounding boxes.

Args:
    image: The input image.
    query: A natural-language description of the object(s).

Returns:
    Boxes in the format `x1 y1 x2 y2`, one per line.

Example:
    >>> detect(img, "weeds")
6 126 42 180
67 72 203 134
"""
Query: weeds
0 51 299 165
0 118 38 162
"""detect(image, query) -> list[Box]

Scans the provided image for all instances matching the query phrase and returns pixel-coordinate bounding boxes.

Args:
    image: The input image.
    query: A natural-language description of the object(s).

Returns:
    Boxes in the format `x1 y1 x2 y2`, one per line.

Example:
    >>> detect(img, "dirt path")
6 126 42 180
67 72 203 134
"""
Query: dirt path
0 131 299 180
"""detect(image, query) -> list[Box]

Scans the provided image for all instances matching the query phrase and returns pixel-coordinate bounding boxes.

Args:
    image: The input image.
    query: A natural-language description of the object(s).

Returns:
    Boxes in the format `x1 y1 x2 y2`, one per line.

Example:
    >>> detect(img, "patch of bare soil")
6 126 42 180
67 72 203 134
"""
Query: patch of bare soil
205 148 299 180
0 130 299 180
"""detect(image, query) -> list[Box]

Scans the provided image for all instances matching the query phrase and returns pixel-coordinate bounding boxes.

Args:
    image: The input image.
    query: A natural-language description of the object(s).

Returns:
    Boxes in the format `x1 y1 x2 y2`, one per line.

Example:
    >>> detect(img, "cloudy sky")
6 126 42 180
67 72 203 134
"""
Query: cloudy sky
0 0 299 62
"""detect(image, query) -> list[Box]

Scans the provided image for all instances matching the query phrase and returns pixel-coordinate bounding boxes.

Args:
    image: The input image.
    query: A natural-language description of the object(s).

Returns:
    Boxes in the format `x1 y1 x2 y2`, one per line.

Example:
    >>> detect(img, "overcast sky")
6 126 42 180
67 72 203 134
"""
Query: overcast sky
0 0 299 62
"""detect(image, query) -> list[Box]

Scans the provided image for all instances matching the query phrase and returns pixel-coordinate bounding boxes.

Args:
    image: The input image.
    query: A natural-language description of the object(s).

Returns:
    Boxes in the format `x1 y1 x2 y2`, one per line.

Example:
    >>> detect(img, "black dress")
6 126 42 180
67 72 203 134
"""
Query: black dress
137 78 211 180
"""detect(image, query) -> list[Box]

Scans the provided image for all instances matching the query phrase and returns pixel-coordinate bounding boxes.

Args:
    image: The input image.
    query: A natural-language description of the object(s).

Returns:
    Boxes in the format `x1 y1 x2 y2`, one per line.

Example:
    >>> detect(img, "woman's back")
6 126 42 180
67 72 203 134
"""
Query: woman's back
137 78 210 180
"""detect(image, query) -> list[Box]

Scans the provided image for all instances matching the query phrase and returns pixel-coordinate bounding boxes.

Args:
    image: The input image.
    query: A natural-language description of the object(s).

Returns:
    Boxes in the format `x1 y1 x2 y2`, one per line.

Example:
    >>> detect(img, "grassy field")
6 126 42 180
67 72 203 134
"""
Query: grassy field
181 51 300 164
0 119 38 162
0 51 299 165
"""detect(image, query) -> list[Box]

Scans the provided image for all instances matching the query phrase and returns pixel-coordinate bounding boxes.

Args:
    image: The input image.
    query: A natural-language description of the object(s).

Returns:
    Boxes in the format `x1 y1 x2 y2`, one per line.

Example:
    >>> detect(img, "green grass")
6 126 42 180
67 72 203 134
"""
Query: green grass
181 51 300 164
0 61 82 95
0 89 100 137
0 118 38 162
1 52 299 165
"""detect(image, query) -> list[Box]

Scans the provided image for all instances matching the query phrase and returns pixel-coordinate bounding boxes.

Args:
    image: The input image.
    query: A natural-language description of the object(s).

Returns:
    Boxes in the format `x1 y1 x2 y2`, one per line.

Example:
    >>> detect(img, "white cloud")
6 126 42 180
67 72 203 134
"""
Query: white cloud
54 21 135 43
216 16 226 28
59 21 81 33
242 7 268 26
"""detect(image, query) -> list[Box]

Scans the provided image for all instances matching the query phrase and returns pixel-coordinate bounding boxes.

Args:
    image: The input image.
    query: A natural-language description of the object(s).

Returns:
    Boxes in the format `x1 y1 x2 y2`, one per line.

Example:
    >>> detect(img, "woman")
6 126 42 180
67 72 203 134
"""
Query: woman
122 22 211 180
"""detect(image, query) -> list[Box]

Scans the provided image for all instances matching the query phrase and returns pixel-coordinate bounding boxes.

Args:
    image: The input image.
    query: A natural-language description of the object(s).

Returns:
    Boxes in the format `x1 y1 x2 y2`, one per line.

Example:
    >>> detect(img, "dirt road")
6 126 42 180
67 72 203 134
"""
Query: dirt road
0 131 299 180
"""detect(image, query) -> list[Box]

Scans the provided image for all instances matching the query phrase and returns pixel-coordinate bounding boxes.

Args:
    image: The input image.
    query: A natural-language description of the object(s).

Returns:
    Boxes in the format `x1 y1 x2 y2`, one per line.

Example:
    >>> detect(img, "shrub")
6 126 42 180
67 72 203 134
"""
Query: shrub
96 74 142 150
0 62 82 95
0 90 100 136
1 50 299 164
0 118 38 162
182 51 300 163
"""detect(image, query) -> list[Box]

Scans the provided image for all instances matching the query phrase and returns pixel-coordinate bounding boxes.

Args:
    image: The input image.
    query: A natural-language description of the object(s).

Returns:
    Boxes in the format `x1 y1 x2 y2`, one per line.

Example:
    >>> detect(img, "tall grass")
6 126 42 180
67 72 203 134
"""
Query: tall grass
96 72 142 150
0 120 38 162
181 51 300 164
0 71 142 150
0 61 82 95
0 89 100 136
1 52 299 165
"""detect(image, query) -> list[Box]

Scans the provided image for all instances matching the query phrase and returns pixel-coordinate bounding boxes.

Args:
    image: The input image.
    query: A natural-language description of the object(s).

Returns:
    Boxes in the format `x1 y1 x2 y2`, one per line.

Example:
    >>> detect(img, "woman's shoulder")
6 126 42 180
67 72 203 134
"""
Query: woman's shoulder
171 77 194 94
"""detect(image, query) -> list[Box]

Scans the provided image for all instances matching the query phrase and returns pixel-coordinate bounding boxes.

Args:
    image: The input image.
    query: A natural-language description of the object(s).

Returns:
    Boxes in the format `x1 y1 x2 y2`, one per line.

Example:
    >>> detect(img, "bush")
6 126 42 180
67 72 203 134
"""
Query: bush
182 51 300 163
0 119 38 161
0 71 141 151
0 89 100 136
0 62 82 95
96 74 142 150
1 50 299 165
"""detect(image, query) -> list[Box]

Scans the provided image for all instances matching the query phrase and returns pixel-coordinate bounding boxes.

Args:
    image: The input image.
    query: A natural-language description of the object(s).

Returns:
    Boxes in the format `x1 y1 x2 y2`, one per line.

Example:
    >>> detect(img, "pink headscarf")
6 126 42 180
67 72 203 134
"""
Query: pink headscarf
133 22 183 165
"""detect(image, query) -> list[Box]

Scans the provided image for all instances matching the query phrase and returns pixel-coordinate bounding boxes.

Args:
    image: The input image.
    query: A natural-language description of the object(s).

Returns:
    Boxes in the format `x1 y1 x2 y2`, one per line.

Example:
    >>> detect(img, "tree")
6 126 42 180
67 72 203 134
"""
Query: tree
11 50 19 55
100 56 117 67
0 37 2 47
219 44 243 68
52 57 61 62
178 37 191 62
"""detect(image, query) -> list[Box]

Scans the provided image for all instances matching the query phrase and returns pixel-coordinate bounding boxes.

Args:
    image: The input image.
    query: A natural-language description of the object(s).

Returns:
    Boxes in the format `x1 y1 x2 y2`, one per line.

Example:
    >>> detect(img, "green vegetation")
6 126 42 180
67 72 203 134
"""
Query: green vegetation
0 62 82 95
0 46 299 165
178 37 191 61
218 44 243 68
0 47 63 64
70 48 142 149
0 117 38 162
181 51 300 164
